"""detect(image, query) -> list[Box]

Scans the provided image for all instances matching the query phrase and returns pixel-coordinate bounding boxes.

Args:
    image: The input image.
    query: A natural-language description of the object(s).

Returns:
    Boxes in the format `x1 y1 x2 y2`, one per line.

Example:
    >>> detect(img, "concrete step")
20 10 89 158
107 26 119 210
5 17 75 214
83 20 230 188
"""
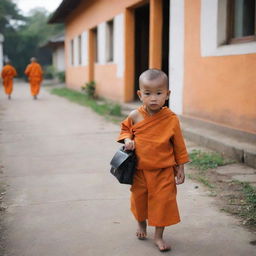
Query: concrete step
180 116 256 169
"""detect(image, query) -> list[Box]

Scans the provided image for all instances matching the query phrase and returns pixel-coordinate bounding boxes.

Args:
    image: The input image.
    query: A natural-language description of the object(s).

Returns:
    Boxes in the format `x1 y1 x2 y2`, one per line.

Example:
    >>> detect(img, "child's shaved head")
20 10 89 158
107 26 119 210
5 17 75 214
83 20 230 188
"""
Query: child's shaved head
139 69 168 88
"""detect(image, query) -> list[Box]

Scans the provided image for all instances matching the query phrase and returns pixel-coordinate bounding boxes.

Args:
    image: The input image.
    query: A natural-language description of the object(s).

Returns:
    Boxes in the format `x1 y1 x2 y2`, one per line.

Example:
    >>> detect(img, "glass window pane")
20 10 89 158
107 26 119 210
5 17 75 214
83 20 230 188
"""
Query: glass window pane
233 0 255 37
243 0 255 36
234 0 244 37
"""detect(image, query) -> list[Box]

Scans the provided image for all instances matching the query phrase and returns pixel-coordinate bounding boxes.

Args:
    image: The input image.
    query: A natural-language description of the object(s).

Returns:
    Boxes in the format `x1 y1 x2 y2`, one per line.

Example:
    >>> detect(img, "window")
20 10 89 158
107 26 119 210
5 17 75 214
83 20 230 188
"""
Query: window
227 0 256 44
201 0 256 56
106 20 114 62
70 39 74 65
78 35 82 65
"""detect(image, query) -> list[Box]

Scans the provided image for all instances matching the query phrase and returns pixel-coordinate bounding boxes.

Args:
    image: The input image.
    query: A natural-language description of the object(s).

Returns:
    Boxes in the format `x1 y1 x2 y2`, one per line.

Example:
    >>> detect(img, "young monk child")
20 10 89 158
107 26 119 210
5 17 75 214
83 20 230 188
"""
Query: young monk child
1 60 17 100
117 69 189 252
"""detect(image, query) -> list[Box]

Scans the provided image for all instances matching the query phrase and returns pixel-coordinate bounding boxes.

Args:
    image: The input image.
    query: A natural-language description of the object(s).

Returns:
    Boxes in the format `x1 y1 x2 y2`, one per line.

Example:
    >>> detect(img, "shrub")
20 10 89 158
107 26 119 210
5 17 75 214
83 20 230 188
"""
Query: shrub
81 81 96 98
108 103 122 116
57 71 65 82
43 65 57 79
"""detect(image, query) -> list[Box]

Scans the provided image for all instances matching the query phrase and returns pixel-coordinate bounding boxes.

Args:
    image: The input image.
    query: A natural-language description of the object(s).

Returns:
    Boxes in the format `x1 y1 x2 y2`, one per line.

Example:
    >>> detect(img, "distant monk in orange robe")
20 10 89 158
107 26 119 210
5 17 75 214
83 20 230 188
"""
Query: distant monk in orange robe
1 60 17 100
24 57 43 100
117 69 189 252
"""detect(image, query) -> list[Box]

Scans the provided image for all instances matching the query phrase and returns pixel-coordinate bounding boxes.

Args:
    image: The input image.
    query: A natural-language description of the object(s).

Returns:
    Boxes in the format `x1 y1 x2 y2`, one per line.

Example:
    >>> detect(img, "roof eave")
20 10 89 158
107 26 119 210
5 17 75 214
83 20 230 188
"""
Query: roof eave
48 0 82 24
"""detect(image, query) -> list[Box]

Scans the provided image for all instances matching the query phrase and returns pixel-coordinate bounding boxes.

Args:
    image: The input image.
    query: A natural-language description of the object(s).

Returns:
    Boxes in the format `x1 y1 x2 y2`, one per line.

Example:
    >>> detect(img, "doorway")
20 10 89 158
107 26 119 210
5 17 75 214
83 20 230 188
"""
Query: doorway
162 0 169 77
134 4 150 99
162 0 169 106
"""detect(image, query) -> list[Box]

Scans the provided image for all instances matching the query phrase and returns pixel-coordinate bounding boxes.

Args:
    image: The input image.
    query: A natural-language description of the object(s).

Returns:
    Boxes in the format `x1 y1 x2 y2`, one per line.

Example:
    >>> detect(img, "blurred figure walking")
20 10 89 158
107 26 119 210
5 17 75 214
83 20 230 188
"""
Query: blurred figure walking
24 57 43 100
1 60 17 100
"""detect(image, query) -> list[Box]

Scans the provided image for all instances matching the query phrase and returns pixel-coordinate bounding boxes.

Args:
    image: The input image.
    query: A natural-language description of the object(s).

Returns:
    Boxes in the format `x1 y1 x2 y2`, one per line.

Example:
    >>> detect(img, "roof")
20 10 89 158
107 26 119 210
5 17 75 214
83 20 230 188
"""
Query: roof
49 34 65 43
48 0 82 23
41 34 65 48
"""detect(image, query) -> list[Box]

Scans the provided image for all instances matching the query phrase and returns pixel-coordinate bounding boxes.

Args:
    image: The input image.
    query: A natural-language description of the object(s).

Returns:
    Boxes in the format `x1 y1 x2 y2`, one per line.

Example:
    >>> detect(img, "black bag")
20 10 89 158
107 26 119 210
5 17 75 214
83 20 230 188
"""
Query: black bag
110 147 136 185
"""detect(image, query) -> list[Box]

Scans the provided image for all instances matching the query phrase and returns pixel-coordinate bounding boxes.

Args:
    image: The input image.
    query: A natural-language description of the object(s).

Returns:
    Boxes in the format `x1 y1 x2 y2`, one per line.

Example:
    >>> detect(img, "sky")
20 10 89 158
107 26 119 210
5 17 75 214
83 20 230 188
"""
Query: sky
14 0 63 15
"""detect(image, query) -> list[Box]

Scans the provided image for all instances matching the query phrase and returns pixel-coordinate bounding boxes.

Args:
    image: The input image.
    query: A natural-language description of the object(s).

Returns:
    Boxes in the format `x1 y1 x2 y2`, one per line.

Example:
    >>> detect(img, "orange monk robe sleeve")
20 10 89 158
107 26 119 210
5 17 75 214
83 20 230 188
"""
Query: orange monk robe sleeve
24 65 30 76
172 117 190 165
117 117 134 143
1 68 4 79
11 66 17 77
1 66 16 79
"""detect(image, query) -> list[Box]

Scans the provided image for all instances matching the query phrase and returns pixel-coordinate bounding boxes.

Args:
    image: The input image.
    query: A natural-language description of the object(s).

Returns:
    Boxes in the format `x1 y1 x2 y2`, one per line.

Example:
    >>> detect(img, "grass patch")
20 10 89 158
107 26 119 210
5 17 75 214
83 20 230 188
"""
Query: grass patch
51 88 124 120
189 149 232 170
235 181 256 225
188 173 215 189
188 150 256 230
221 181 256 226
196 176 215 189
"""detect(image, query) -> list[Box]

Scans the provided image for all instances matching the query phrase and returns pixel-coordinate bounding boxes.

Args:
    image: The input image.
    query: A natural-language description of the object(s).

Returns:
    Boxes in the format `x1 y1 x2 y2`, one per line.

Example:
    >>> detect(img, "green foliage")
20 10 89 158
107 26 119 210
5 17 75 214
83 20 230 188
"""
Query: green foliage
0 0 24 33
231 181 256 225
108 103 122 116
43 65 57 79
2 4 64 77
189 149 231 170
242 183 256 206
188 173 215 189
51 88 123 118
81 81 96 98
57 71 65 83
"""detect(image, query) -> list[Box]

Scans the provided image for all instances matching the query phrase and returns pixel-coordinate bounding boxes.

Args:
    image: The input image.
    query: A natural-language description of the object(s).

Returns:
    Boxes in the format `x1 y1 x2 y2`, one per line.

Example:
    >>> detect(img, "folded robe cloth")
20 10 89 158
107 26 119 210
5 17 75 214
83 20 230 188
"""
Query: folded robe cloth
117 106 189 170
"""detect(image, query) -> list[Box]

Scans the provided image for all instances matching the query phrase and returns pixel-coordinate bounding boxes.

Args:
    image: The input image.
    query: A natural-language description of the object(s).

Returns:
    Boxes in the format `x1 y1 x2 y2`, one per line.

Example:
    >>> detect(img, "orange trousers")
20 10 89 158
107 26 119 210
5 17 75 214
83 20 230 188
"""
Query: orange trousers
130 167 180 227
29 77 41 96
3 78 13 95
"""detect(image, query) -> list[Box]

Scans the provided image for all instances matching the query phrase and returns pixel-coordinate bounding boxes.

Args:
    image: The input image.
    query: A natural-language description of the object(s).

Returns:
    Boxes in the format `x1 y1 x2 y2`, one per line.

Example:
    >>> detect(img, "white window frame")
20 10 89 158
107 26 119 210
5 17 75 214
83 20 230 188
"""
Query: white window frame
97 23 106 64
201 0 256 57
114 14 124 78
73 36 79 66
81 31 88 66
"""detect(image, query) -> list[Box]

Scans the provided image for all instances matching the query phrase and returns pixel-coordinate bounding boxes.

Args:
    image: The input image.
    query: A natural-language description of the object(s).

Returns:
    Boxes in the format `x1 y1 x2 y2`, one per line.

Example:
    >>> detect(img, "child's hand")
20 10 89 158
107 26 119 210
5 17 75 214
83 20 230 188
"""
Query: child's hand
124 138 135 151
175 165 185 185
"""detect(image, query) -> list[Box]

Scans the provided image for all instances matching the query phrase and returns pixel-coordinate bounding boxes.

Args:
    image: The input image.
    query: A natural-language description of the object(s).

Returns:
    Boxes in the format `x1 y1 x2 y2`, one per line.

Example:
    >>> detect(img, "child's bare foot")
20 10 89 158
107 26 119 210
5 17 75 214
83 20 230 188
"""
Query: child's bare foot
154 238 171 252
136 220 147 240
154 226 171 252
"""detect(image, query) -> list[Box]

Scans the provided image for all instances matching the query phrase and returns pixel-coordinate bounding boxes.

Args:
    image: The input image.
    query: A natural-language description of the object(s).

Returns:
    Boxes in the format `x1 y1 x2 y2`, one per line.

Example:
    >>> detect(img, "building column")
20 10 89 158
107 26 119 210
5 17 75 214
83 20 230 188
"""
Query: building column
88 29 95 81
124 8 135 102
149 0 163 69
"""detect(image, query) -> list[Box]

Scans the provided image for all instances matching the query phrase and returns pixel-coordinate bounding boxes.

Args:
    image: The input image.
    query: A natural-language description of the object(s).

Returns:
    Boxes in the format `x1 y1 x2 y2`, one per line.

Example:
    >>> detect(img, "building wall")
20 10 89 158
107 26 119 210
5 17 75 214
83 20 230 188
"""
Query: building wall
183 0 256 133
53 45 65 71
65 0 143 101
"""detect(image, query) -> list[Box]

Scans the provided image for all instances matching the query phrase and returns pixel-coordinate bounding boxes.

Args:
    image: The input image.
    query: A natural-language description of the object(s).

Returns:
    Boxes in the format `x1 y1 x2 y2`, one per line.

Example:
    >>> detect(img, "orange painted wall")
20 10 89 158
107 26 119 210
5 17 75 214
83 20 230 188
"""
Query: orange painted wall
94 64 123 101
65 0 145 100
65 65 88 90
184 0 256 133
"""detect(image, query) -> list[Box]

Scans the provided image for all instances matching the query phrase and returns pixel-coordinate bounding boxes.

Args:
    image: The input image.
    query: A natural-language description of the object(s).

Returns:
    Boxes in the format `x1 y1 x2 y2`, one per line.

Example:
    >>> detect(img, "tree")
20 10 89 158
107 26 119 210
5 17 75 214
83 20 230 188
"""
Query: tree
3 6 64 76
0 0 24 34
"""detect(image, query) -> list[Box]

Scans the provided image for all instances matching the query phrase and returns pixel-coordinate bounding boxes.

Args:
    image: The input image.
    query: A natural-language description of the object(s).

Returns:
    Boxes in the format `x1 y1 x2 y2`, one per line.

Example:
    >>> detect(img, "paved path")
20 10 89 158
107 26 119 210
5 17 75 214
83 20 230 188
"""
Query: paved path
0 82 255 256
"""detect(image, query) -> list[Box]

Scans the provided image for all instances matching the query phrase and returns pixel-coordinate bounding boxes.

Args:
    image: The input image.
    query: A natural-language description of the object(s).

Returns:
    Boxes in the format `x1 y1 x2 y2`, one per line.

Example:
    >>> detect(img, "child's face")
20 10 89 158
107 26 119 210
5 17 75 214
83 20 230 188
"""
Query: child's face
137 78 170 114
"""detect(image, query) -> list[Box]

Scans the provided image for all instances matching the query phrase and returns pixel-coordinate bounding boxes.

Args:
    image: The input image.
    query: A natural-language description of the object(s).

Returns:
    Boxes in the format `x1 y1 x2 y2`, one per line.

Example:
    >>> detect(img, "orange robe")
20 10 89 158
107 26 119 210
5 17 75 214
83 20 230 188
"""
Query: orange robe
24 62 43 96
1 64 17 95
117 106 189 226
